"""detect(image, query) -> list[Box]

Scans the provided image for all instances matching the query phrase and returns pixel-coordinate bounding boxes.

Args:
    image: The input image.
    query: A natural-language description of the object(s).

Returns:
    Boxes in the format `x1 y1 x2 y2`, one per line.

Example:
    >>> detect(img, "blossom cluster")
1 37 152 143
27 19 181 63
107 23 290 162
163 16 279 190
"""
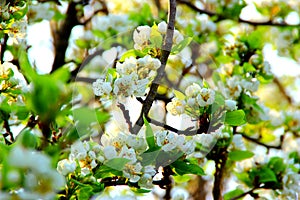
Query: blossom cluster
92 55 161 99
133 21 184 51
166 83 216 116
0 1 27 42
57 126 226 189
0 146 65 200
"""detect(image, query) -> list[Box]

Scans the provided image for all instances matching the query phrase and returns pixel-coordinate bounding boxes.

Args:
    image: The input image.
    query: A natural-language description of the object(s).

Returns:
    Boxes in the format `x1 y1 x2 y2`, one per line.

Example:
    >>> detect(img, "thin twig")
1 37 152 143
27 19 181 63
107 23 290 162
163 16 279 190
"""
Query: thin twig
132 0 177 134
117 103 133 133
239 132 283 149
274 77 293 104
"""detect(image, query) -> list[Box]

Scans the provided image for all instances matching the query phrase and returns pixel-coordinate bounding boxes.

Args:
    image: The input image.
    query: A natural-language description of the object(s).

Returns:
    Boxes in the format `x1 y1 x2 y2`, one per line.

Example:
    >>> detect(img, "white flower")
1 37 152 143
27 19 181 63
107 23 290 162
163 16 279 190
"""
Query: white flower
93 78 113 96
116 57 137 75
196 88 215 107
133 25 151 50
155 130 168 147
241 79 259 92
57 159 76 176
225 99 238 111
103 146 118 159
185 83 202 97
166 98 186 116
171 187 189 200
157 21 167 34
231 134 246 150
173 30 184 44
123 162 143 182
70 141 88 161
119 146 137 164
113 74 137 97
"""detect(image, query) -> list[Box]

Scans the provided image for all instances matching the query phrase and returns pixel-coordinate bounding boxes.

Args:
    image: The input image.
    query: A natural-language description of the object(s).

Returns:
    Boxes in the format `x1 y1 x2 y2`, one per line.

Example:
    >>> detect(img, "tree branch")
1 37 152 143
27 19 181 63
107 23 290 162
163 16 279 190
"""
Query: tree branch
177 0 300 27
132 0 177 134
0 34 8 63
239 132 283 149
273 77 293 105
51 1 79 73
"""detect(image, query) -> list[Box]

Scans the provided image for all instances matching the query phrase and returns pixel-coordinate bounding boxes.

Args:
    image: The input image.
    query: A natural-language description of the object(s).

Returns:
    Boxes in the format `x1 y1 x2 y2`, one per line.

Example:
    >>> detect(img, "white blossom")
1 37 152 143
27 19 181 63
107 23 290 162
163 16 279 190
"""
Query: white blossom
57 159 76 176
196 88 215 107
166 98 186 116
133 26 151 50
225 99 238 111
92 78 113 96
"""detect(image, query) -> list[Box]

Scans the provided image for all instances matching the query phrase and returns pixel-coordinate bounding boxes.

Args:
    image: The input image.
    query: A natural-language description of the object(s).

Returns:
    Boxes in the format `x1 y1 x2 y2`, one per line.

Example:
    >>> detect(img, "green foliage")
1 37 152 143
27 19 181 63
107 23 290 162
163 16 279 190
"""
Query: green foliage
224 188 244 200
225 110 246 126
228 150 254 161
171 159 205 176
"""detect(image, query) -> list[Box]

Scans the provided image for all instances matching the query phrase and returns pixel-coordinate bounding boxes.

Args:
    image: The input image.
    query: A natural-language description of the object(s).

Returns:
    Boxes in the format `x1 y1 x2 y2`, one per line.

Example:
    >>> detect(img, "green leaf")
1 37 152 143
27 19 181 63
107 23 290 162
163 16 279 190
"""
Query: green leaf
235 172 253 187
171 160 205 176
119 49 146 62
173 174 192 183
51 67 70 83
225 110 246 126
224 188 244 200
243 63 256 72
268 157 286 175
131 188 151 193
104 157 130 171
17 128 38 149
19 50 37 82
249 166 277 184
140 146 160 166
150 24 163 47
78 186 94 200
173 89 185 100
94 165 122 179
143 115 156 150
75 39 90 49
228 150 254 161
171 37 193 54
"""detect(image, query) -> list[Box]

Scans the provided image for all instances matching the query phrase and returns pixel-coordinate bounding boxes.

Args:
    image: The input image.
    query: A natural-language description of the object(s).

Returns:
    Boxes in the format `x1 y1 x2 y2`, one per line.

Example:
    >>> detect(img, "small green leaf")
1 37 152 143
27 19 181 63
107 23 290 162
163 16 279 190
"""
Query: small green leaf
95 165 123 178
131 188 151 193
119 50 146 62
224 188 244 200
173 174 192 183
249 166 277 184
104 158 130 171
225 110 246 126
171 160 205 176
171 37 193 54
143 115 156 150
235 171 253 187
17 128 37 149
78 186 93 200
141 146 160 166
173 89 185 100
228 150 254 161
268 157 286 175
75 39 90 49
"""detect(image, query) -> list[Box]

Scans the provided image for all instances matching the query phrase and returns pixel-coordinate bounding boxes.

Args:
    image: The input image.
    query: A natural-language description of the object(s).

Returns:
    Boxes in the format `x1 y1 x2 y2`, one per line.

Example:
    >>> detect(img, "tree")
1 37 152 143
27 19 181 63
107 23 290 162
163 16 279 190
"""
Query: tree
1 0 300 199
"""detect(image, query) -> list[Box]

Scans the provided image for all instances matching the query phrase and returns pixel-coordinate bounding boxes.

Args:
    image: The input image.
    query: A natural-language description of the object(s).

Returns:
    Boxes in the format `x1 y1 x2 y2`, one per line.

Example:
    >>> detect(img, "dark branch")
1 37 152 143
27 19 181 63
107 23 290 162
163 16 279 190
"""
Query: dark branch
240 132 283 149
132 0 177 134
117 103 133 133
177 0 300 27
274 77 293 104
51 1 79 73
1 34 8 63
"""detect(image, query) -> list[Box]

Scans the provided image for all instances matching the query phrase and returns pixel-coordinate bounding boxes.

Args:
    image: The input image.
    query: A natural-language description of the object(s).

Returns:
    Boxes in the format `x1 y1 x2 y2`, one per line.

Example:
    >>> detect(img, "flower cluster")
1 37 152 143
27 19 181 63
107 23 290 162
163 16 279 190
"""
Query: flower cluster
0 1 27 43
166 83 216 116
133 21 184 51
0 146 65 200
92 55 161 99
